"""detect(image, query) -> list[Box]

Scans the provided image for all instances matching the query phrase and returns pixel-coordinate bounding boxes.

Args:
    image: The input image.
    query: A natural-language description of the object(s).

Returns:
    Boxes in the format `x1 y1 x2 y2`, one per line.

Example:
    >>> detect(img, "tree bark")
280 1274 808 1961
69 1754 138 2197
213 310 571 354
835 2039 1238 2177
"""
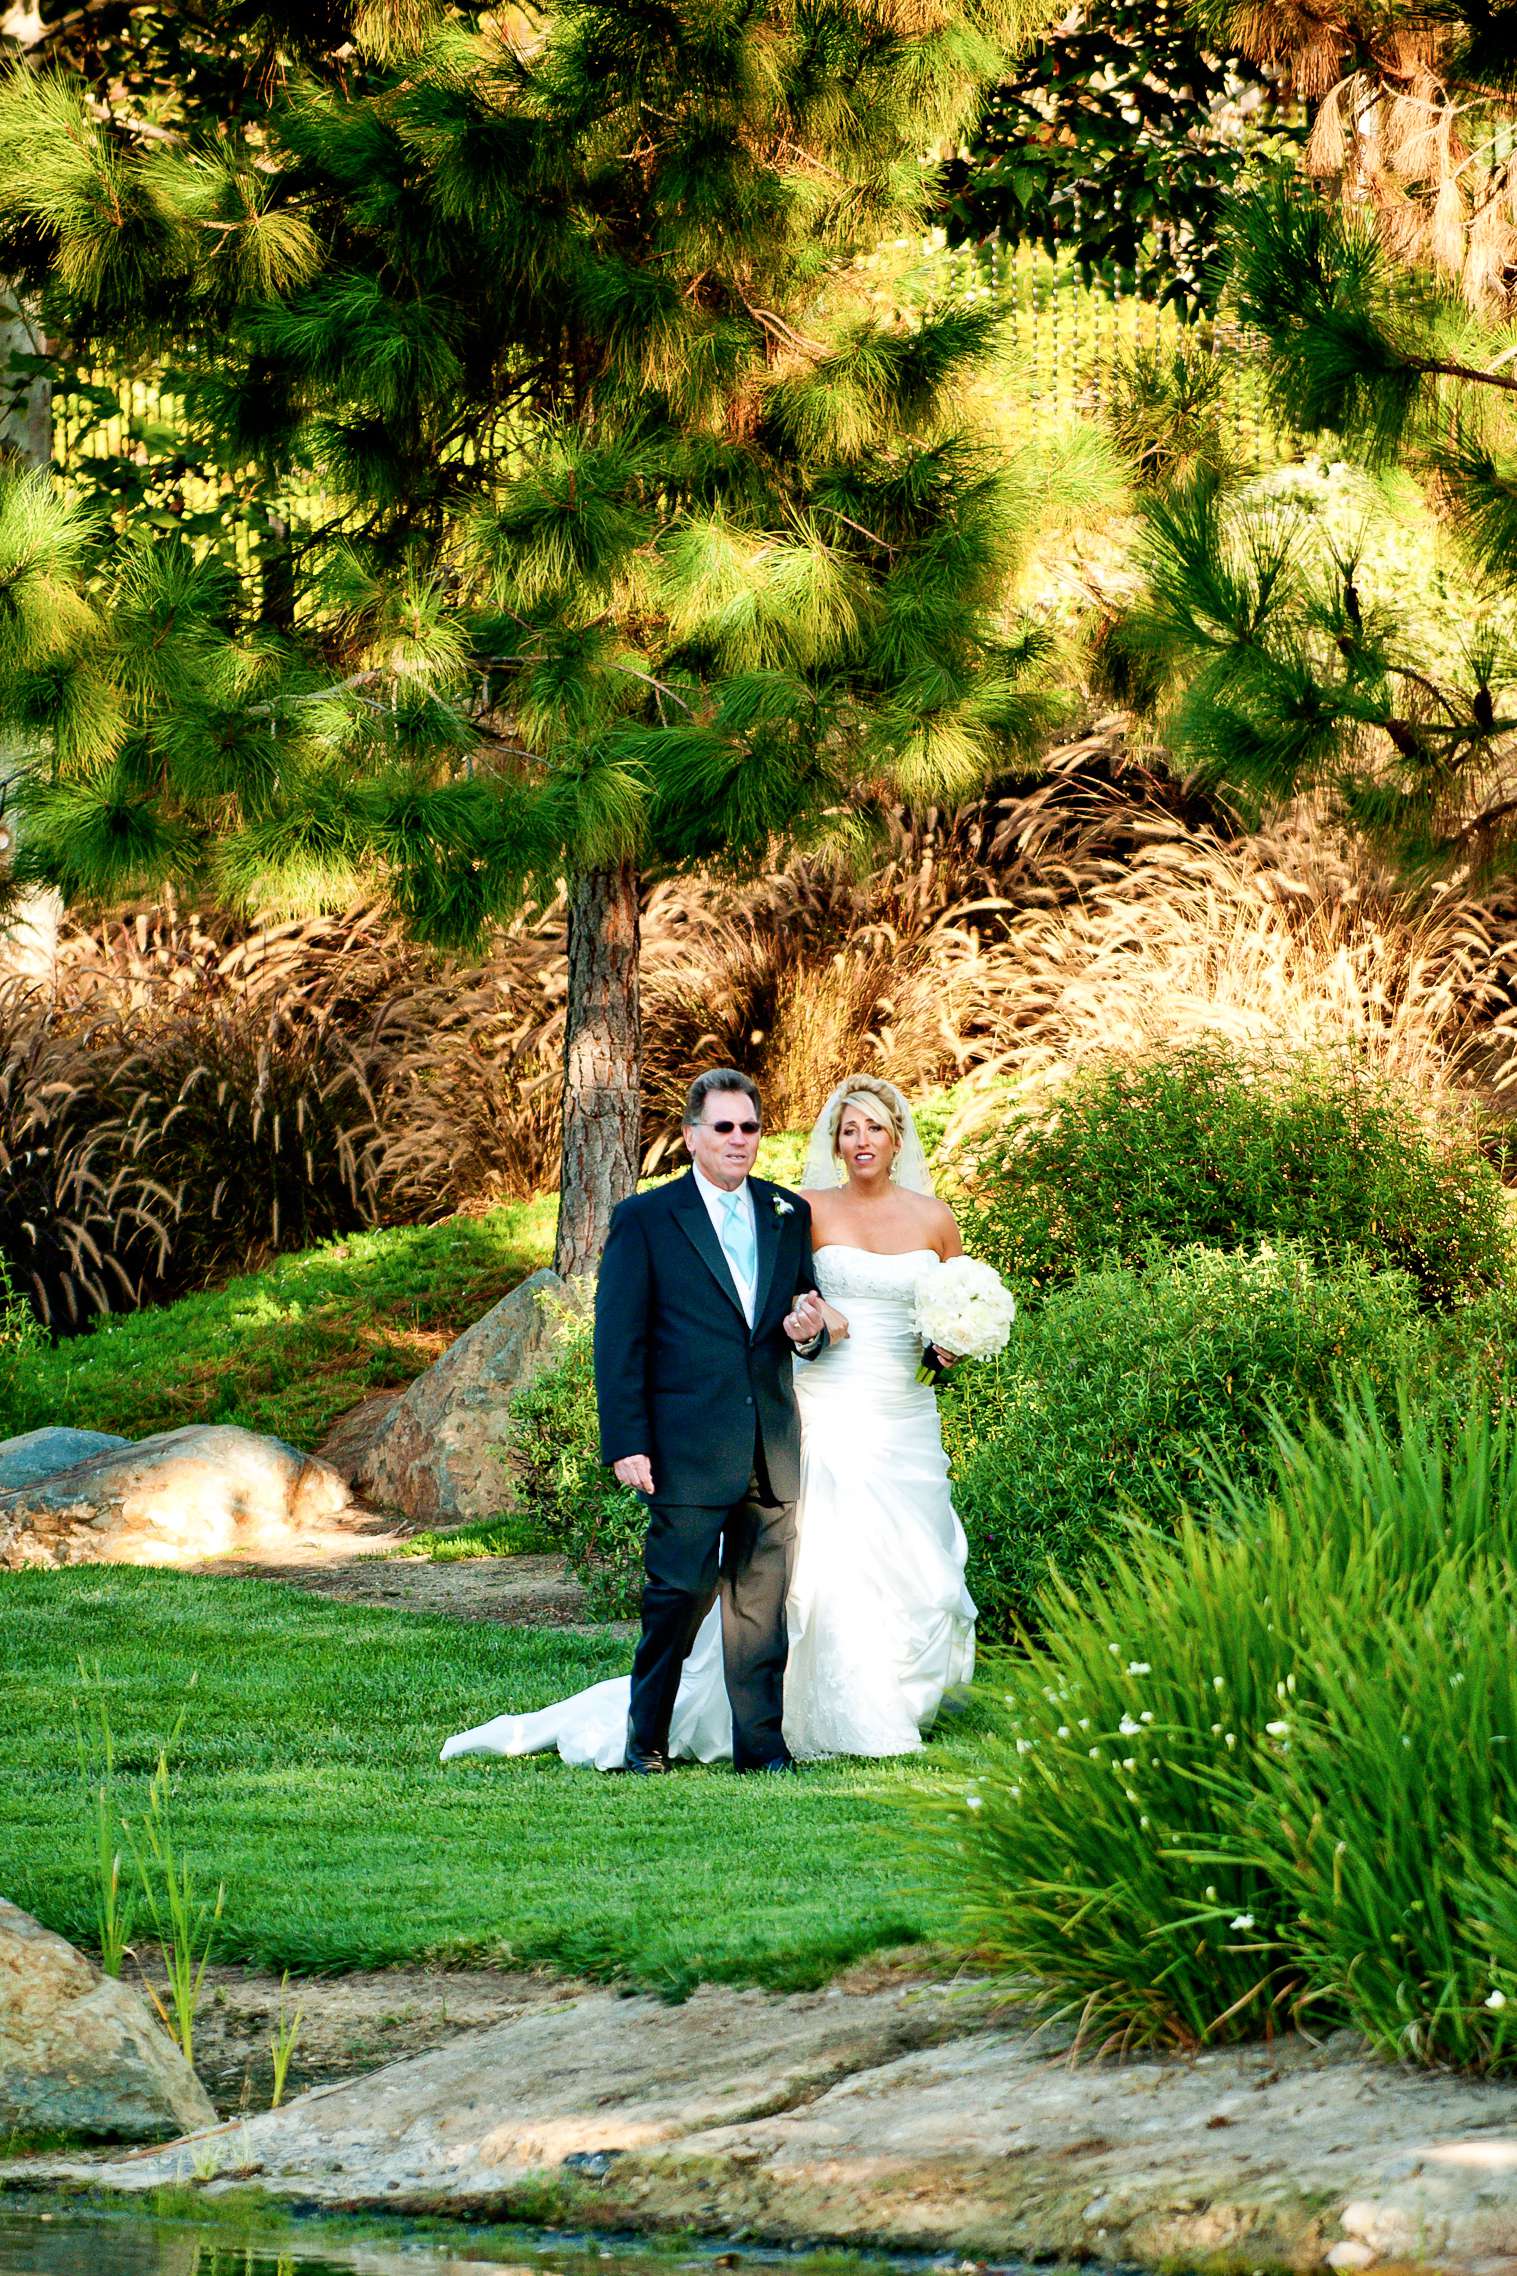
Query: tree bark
554 860 641 1279
0 282 62 989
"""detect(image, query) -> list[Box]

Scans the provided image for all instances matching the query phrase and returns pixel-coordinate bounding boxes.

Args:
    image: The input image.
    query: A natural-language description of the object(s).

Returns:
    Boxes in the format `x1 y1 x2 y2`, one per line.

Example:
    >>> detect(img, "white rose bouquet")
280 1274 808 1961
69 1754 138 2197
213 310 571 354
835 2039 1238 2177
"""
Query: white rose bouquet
912 1256 1016 1384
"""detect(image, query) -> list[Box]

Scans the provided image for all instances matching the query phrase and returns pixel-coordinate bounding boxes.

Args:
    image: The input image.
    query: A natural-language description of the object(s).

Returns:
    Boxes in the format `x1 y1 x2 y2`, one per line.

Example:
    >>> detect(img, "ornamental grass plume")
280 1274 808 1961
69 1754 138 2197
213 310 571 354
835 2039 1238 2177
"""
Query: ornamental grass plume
935 799 1517 1157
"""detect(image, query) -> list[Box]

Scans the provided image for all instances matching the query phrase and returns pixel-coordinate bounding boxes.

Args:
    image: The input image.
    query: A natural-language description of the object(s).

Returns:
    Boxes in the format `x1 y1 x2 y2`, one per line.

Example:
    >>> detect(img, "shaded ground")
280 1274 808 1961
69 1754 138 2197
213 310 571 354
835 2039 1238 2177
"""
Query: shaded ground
213 1550 609 1626
184 1389 604 1625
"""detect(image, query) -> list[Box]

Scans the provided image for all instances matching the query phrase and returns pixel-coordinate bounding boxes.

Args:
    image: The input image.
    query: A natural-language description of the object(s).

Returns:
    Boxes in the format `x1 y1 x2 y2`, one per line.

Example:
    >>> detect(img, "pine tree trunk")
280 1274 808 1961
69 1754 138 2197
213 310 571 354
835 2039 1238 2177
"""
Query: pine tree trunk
0 282 61 990
554 860 641 1278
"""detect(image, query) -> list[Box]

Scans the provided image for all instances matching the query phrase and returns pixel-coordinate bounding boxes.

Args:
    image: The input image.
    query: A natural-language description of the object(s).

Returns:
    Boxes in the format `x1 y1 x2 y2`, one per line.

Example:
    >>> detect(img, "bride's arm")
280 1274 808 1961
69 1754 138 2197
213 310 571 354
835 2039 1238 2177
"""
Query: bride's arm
934 1198 964 1261
930 1198 963 1363
793 1192 849 1344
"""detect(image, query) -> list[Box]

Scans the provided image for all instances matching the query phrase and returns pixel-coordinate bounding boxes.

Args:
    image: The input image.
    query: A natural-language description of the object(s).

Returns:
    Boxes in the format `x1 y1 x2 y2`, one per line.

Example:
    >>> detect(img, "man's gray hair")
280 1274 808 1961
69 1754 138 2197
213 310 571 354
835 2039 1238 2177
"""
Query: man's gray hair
683 1068 762 1129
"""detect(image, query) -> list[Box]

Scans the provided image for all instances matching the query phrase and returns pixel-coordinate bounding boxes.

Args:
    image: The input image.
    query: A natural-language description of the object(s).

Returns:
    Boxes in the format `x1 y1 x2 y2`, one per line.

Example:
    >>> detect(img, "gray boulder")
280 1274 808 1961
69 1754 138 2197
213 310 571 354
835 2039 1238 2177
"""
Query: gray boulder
0 1427 129 1491
0 1897 216 2143
0 1424 352 1569
357 1268 583 1523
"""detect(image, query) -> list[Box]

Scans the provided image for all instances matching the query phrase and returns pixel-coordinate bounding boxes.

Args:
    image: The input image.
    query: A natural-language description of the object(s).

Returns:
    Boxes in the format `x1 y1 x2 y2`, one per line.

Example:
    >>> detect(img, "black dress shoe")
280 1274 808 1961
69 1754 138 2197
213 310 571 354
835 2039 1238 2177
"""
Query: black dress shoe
737 1755 800 1775
623 1723 671 1775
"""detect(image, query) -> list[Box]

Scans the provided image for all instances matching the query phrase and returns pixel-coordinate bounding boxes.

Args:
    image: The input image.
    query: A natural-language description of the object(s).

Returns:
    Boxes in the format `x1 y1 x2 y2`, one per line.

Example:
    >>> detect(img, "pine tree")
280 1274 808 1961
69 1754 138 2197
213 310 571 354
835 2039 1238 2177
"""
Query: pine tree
1110 2 1517 870
0 0 1066 1272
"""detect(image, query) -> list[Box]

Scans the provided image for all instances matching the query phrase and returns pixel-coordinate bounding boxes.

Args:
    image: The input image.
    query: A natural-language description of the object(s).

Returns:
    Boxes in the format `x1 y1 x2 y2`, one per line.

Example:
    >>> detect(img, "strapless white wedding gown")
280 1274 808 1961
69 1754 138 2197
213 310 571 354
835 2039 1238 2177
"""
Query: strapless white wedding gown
440 1246 977 1766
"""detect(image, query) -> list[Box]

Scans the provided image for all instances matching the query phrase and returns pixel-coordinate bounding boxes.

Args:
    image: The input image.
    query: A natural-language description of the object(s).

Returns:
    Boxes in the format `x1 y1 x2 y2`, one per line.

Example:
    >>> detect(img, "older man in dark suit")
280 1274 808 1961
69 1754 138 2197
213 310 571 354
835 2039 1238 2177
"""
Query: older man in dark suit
594 1068 830 1774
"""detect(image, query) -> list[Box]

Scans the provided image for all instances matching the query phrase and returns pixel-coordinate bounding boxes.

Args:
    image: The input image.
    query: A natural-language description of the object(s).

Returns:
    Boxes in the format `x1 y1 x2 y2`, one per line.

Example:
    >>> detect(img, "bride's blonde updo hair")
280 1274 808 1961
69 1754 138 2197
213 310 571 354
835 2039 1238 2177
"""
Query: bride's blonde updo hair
829 1075 907 1170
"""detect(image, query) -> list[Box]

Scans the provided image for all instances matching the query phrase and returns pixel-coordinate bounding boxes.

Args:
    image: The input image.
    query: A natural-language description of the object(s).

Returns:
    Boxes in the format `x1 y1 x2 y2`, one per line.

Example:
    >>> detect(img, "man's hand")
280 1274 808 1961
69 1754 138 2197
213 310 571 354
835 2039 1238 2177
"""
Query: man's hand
784 1291 828 1346
613 1454 655 1495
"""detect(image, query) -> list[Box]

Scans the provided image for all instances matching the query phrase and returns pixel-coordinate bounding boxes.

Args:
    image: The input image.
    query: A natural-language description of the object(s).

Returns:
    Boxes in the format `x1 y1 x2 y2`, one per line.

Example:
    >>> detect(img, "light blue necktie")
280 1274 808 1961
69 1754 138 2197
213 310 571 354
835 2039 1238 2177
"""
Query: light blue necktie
719 1187 756 1305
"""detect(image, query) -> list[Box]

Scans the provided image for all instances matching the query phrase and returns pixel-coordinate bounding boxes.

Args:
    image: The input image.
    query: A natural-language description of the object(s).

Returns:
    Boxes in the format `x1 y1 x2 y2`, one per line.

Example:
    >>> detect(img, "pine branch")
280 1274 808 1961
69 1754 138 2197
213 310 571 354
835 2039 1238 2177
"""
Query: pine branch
1416 355 1517 394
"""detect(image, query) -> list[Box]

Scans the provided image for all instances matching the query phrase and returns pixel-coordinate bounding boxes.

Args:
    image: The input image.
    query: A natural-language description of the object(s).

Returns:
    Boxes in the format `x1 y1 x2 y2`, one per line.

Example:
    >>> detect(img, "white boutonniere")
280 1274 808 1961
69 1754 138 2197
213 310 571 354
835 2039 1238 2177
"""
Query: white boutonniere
773 1195 794 1218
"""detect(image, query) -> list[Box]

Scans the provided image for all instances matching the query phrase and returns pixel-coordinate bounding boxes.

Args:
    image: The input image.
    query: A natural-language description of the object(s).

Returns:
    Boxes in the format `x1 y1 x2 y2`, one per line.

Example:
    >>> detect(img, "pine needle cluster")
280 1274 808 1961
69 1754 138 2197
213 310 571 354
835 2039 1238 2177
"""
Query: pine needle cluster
1111 1 1517 872
0 1 1068 943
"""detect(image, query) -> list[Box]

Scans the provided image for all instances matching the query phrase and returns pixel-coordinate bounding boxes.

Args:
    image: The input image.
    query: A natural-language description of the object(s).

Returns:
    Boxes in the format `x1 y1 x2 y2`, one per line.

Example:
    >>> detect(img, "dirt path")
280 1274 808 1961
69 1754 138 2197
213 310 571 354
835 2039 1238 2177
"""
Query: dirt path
184 1387 610 1625
192 1544 607 1625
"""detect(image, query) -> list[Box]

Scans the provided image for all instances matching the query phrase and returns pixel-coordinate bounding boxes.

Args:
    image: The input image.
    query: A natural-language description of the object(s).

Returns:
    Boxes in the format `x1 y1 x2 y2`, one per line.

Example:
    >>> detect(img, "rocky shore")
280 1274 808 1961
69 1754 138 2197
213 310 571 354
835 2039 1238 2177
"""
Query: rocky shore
10 1975 1517 2271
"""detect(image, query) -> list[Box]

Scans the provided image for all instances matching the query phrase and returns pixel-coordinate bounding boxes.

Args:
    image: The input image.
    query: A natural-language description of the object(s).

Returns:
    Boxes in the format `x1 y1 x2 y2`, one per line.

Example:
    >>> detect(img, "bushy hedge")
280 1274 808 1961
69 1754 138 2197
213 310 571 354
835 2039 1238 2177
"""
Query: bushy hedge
508 1299 646 1618
941 1241 1432 1638
926 1392 1517 2070
960 1043 1512 1308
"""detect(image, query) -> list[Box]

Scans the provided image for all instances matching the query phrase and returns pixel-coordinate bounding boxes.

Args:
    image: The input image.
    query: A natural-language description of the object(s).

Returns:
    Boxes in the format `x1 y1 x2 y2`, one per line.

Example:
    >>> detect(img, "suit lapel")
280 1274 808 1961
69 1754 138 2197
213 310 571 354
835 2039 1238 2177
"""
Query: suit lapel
749 1177 783 1328
671 1172 748 1326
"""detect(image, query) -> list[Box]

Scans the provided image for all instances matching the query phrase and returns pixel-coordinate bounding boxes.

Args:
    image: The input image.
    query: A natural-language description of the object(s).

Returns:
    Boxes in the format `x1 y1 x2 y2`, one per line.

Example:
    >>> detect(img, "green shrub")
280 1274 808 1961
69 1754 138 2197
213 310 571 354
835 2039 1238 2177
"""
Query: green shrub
0 1252 43 1402
961 1042 1511 1308
507 1300 646 1619
940 1241 1431 1638
924 1393 1517 2070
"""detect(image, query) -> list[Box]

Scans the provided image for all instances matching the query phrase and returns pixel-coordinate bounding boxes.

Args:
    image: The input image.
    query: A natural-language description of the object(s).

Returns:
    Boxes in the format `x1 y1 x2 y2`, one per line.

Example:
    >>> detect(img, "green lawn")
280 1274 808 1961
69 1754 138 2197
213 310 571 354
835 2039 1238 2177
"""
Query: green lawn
7 1570 975 1992
0 1198 556 1449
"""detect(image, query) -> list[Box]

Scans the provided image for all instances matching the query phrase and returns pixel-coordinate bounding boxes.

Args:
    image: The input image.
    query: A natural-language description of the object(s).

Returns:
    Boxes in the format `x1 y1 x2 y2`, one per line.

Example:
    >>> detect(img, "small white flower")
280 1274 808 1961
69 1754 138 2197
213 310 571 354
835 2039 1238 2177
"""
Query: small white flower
773 1195 794 1217
1487 1989 1507 2011
1015 1737 1034 1755
1127 1662 1151 1676
1139 1815 1150 1828
1119 1716 1141 1737
1265 1720 1289 1738
965 1793 983 1813
1078 1717 1090 1730
1088 1747 1101 1760
1140 1711 1154 1724
1108 1643 1122 1658
1224 1733 1237 1749
1057 1725 1071 1739
1122 1756 1137 1771
1230 1913 1255 1932
1205 1886 1218 1902
1213 1676 1226 1692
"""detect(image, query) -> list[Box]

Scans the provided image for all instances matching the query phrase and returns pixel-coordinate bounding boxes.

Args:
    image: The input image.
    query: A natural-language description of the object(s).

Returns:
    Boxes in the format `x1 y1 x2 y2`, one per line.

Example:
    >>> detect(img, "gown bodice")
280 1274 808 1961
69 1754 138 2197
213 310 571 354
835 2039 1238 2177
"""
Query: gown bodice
801 1246 939 1402
812 1243 940 1303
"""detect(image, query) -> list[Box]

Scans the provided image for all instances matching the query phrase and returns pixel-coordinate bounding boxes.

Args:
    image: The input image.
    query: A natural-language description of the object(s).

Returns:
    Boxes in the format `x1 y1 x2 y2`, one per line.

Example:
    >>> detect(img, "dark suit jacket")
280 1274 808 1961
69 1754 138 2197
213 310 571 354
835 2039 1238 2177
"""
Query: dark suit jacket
594 1171 825 1508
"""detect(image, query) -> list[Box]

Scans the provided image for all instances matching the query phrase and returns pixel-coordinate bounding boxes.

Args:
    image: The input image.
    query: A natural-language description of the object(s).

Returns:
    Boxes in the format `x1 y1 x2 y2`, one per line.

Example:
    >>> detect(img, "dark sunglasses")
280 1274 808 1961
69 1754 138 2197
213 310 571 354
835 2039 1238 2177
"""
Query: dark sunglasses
706 1118 761 1135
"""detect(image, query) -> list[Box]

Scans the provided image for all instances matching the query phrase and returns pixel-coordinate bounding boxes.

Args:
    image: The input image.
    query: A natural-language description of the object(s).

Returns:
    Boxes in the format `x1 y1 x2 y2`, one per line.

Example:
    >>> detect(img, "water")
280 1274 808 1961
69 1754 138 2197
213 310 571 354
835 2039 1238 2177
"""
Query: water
0 2208 942 2276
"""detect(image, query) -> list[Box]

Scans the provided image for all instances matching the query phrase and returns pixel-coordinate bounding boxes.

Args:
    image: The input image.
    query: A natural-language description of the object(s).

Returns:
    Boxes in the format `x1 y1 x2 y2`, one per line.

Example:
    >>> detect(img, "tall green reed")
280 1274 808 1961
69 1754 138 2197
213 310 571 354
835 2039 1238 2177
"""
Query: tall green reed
127 1743 225 2068
926 1389 1517 2063
72 1665 225 2065
1242 1555 1517 2069
269 1971 305 2110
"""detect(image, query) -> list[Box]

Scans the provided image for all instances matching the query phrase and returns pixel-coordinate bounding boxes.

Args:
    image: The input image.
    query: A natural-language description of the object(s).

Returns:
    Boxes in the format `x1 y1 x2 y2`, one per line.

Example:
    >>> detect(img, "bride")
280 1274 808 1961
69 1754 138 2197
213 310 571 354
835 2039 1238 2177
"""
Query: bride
440 1076 977 1767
